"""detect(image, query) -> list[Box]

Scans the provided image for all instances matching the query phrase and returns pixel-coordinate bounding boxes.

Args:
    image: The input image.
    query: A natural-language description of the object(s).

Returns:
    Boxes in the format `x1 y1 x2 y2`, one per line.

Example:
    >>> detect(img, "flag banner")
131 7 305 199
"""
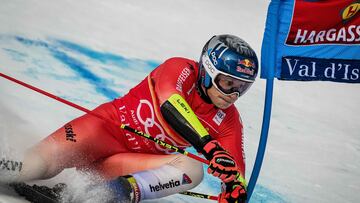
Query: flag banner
261 0 360 83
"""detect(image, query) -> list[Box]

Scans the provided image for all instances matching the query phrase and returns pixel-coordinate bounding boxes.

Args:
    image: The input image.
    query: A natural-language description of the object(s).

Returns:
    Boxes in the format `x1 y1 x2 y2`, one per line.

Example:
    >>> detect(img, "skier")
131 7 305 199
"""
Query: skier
3 34 258 203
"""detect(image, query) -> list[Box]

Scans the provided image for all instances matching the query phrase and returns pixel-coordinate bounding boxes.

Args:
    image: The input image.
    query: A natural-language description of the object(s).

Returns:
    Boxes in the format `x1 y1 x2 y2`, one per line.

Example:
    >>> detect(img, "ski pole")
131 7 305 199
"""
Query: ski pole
0 72 218 200
180 191 218 201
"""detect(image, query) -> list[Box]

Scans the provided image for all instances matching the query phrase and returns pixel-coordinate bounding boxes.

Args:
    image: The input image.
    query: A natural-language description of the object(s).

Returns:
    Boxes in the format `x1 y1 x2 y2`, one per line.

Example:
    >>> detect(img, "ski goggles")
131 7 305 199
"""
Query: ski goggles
202 54 253 97
213 74 252 97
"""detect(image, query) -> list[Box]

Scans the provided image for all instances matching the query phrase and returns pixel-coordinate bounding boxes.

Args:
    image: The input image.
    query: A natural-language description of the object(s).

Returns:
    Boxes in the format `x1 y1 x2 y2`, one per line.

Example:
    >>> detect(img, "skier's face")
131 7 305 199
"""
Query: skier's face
207 85 238 109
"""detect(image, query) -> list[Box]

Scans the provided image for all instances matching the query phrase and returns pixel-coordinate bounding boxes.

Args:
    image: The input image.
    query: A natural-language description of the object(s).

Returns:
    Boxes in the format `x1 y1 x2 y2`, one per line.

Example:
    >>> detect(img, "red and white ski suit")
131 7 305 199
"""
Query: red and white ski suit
37 57 245 180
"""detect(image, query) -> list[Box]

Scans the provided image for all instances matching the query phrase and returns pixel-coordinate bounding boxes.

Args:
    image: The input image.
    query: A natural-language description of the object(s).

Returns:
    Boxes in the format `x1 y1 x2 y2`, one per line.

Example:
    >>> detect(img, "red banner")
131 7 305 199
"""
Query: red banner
286 0 360 45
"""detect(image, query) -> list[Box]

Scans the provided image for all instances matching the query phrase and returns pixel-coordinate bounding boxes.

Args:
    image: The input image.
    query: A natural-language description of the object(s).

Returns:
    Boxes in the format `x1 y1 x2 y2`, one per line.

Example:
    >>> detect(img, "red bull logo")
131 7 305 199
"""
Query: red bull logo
237 59 255 76
238 59 255 68
236 66 255 76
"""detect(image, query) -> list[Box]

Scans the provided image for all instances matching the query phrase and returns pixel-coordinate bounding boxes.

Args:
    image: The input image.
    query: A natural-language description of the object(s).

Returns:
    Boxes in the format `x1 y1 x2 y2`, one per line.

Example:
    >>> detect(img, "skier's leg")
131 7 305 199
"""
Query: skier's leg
15 102 128 182
93 153 204 202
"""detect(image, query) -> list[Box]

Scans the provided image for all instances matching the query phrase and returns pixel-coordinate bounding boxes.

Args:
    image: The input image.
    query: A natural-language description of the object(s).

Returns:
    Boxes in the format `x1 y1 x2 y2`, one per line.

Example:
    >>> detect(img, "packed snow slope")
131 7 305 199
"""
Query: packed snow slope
0 1 359 202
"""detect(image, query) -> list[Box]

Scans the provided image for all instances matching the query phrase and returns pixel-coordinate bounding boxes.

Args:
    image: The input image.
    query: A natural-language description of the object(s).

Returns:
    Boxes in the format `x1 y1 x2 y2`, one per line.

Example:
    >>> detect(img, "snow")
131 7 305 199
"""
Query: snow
0 0 359 202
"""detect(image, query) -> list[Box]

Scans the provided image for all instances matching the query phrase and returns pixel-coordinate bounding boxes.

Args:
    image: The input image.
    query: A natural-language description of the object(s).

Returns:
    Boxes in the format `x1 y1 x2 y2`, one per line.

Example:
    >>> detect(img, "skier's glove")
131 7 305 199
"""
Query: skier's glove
218 179 247 203
203 140 238 183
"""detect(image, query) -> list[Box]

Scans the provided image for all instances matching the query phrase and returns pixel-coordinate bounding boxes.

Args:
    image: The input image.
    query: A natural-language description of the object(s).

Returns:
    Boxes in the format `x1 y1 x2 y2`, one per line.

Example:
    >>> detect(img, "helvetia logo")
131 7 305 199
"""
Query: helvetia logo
341 2 360 21
182 173 192 185
149 179 181 192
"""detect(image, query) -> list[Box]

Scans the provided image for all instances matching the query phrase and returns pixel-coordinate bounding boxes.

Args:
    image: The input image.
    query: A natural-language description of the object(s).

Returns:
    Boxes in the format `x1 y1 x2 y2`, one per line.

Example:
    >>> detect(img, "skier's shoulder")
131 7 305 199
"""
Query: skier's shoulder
163 57 197 68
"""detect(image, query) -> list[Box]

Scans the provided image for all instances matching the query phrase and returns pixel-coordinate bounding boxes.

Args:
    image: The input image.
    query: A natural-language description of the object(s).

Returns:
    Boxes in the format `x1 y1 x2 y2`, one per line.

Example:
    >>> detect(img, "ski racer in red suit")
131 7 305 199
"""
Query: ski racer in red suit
6 34 258 203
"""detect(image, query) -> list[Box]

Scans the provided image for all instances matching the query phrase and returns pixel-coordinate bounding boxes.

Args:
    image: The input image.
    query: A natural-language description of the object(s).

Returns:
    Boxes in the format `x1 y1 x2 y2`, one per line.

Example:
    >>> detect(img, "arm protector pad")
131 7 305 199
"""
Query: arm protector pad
160 94 212 153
